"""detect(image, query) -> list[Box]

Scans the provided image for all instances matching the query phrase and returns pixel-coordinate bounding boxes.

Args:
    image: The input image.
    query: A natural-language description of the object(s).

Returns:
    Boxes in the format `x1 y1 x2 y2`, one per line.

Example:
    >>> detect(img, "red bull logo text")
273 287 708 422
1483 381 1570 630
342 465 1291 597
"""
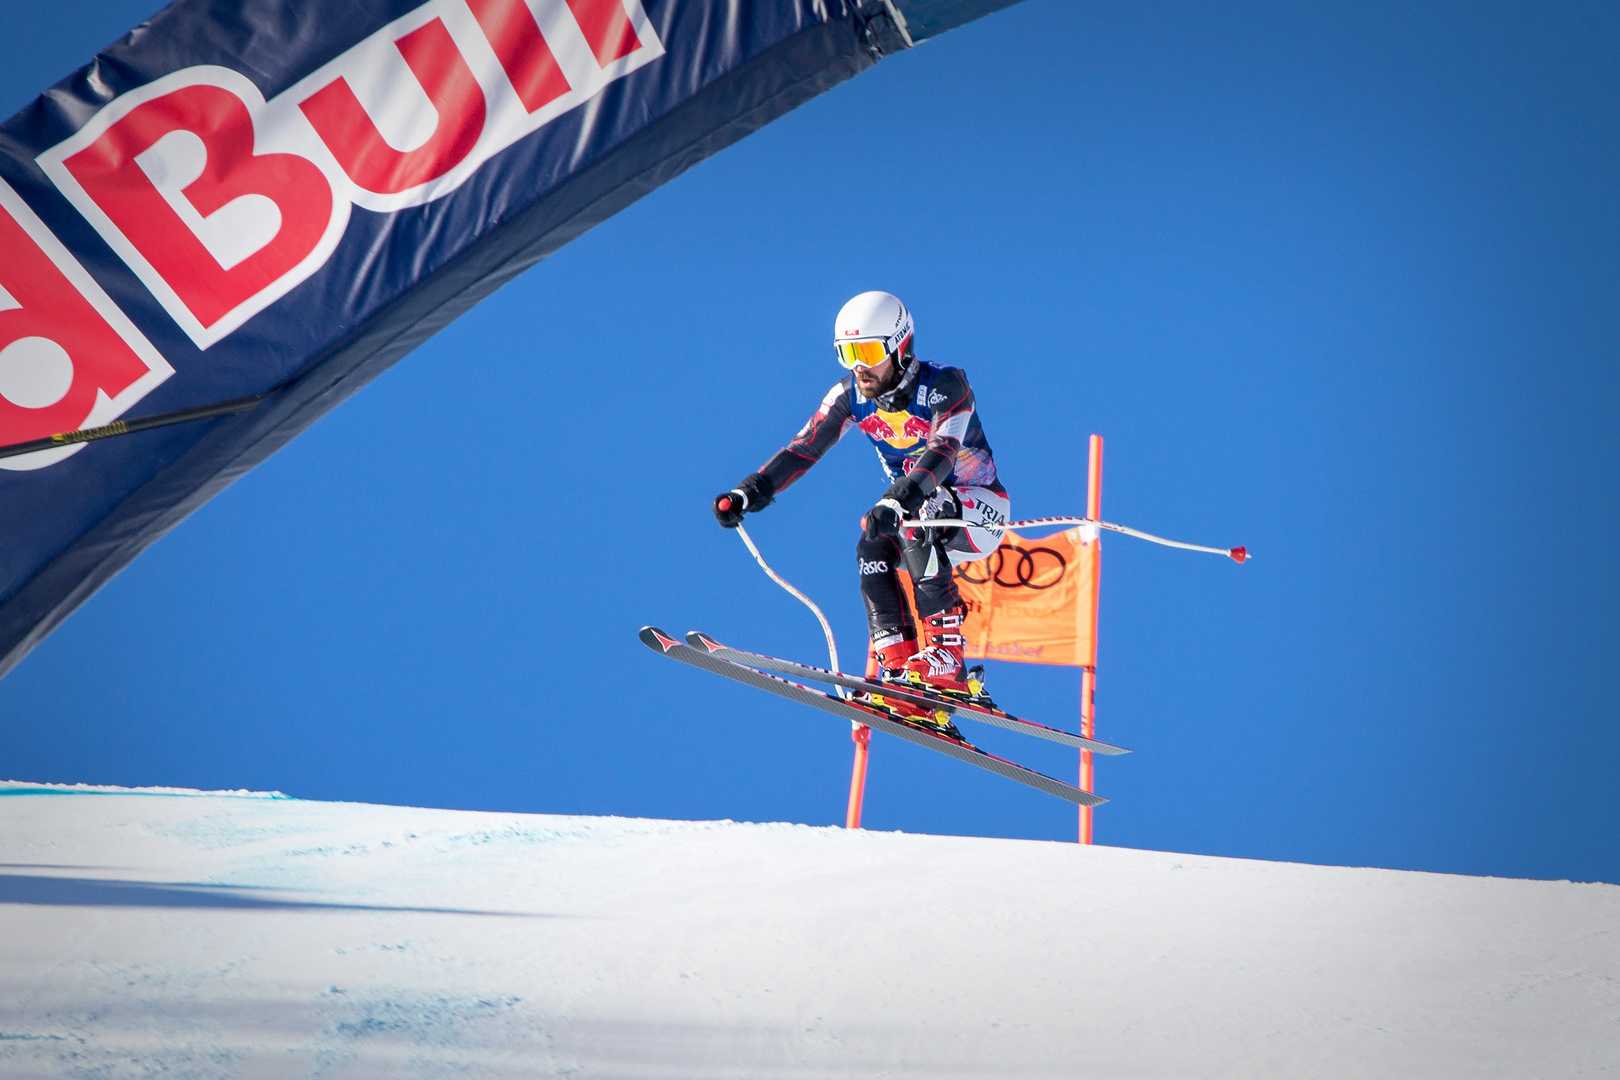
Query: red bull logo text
36 0 661 353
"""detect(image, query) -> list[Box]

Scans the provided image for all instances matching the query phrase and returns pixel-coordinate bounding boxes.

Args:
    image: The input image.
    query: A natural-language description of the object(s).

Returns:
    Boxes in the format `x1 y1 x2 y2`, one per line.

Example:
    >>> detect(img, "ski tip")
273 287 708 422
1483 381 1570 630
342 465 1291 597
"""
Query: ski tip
1229 546 1249 563
685 631 725 653
639 626 683 653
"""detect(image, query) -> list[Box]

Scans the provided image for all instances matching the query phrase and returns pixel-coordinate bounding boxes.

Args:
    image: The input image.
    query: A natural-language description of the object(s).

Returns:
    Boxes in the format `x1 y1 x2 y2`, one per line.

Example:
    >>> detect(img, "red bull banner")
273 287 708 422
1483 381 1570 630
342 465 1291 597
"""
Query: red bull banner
0 0 1026 676
956 527 1100 668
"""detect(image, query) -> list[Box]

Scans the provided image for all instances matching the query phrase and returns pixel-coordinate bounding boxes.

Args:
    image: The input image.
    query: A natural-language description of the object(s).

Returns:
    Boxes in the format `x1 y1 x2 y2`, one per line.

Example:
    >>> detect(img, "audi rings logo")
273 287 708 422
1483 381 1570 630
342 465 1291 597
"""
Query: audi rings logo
956 545 1067 590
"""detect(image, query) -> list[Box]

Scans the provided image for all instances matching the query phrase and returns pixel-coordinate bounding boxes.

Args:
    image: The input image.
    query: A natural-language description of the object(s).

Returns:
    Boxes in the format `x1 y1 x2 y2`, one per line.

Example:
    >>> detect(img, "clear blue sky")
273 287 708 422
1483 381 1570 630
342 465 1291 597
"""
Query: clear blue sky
4 1 1618 883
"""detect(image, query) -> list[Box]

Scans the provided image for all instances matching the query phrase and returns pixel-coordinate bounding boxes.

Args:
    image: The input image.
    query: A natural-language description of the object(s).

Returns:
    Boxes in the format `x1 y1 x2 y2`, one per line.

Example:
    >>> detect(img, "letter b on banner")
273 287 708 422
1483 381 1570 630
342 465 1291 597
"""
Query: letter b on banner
40 70 347 350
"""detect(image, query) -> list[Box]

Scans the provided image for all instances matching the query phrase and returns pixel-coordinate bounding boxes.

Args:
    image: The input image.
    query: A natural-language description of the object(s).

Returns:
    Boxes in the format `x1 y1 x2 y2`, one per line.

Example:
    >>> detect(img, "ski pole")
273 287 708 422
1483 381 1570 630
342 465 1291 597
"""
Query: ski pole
901 515 1249 563
729 519 844 681
721 500 865 817
0 391 273 461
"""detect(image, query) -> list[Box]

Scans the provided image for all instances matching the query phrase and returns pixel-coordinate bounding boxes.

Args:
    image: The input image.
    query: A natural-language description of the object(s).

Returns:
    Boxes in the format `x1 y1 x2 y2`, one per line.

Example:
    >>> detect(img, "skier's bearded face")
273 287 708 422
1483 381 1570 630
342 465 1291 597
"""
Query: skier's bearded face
852 356 900 397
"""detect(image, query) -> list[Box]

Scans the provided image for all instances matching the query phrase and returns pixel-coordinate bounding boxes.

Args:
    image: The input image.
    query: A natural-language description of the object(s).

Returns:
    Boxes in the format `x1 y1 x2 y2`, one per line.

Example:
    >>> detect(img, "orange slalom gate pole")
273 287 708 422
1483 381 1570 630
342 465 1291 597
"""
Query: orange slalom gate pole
1079 434 1104 845
1079 669 1096 844
845 644 877 829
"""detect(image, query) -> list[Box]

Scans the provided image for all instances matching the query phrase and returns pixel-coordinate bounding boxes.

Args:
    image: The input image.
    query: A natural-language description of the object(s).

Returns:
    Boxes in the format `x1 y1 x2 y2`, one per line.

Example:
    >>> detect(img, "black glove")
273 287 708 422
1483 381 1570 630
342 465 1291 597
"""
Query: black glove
712 472 774 529
863 473 931 541
885 473 931 514
863 499 903 541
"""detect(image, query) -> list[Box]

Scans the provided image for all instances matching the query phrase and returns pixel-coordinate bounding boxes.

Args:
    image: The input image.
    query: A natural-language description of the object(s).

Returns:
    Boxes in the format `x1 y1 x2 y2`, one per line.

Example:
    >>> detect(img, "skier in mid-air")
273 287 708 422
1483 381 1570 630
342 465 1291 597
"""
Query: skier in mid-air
713 291 1009 698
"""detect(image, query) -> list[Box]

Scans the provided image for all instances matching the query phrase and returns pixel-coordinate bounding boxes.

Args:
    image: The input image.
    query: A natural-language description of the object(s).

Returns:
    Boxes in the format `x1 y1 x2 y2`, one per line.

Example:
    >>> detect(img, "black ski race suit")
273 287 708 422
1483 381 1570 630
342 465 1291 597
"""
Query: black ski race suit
755 357 1008 653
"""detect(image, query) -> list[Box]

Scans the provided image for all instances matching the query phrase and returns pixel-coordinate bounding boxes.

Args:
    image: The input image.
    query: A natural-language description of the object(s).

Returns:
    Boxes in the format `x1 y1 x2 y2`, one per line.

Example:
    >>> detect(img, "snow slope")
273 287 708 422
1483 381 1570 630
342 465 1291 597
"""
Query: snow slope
0 782 1615 1078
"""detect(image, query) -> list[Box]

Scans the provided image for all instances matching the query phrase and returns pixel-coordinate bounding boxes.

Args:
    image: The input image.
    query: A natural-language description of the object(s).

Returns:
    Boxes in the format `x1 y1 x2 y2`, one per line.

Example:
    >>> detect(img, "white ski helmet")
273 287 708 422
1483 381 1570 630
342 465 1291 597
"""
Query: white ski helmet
833 291 913 369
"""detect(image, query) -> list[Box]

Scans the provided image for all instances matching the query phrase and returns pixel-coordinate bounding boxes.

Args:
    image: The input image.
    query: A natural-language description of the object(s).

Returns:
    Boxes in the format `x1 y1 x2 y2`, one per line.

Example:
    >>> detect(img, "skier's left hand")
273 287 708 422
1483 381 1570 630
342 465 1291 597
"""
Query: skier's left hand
865 473 929 540
863 499 905 540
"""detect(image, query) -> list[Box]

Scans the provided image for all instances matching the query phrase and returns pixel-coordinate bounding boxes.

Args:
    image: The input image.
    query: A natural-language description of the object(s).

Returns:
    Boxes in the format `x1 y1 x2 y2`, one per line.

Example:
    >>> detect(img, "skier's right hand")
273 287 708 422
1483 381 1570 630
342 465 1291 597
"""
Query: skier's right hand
713 472 774 528
712 493 746 528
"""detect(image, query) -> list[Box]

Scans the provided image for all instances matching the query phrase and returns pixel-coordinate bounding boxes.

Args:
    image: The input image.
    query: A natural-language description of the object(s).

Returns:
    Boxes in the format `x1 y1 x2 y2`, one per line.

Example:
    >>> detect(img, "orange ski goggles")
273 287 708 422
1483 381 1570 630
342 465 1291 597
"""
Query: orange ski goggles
834 339 891 369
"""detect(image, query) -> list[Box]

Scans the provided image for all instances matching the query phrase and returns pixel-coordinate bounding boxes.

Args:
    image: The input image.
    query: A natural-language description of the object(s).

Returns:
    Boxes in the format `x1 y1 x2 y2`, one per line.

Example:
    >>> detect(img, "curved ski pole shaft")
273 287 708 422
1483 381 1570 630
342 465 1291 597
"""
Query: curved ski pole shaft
733 524 845 691
902 515 1248 563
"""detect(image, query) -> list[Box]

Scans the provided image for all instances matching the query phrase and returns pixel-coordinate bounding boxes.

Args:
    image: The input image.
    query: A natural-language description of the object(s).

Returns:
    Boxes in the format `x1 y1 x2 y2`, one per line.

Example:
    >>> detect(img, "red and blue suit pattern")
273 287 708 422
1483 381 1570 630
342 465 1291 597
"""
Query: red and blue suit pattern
759 359 1007 643
760 360 1000 498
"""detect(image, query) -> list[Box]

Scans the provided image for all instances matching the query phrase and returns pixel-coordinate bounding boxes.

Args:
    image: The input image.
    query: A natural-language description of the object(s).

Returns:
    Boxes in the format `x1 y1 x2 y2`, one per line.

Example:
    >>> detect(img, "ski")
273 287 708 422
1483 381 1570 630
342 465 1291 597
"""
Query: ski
640 627 1103 807
684 631 1130 756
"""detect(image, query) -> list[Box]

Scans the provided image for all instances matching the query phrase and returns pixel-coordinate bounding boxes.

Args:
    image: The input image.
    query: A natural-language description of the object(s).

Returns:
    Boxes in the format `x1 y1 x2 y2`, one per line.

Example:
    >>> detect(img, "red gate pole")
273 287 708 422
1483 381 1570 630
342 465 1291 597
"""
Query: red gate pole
845 644 877 829
1079 435 1104 844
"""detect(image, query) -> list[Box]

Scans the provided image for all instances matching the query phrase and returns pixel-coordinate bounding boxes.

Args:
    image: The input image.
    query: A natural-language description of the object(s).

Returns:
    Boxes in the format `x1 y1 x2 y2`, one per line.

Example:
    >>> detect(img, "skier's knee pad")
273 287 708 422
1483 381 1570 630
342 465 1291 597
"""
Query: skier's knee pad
899 530 949 580
899 533 960 617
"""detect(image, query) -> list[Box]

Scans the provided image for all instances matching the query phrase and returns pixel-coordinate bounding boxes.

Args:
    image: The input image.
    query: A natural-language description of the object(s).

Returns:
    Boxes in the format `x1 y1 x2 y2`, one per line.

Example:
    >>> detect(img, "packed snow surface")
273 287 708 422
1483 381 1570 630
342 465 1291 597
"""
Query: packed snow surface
0 782 1616 1078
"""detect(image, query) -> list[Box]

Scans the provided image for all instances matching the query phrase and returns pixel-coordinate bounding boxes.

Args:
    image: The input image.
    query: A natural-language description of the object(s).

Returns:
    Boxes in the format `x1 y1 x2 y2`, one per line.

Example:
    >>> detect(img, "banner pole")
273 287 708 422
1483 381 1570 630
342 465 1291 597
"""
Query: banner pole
845 644 876 829
1080 434 1104 844
0 391 273 461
